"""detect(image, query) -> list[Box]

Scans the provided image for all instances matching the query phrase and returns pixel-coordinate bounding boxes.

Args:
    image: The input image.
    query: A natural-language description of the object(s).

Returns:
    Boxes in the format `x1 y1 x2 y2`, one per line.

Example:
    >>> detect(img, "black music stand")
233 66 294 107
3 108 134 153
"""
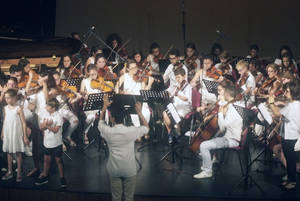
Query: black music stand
63 78 83 89
83 92 114 151
202 79 219 97
230 104 265 195
137 90 170 152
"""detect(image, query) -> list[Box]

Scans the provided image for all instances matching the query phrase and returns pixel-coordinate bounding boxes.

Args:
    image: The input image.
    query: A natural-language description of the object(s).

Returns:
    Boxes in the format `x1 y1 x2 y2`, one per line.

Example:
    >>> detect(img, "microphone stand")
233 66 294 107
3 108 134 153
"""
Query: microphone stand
181 0 186 48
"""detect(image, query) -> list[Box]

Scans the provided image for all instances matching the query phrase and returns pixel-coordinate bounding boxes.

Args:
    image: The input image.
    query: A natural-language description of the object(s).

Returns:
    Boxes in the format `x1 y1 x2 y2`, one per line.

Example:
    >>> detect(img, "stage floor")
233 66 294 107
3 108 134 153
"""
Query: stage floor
0 134 299 201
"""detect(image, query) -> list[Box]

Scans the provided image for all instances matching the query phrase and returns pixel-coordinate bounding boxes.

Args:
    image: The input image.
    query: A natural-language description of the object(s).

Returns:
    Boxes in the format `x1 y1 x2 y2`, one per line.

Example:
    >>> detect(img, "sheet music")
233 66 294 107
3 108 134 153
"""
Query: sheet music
167 103 181 124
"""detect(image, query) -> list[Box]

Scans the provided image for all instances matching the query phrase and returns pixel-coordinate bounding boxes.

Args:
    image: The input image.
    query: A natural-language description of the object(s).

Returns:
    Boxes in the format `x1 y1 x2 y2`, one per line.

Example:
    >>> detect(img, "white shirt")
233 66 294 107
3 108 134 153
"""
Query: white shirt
163 64 188 96
123 73 142 95
198 72 218 105
40 111 63 148
82 78 101 94
280 101 300 140
218 102 244 142
98 120 149 177
238 72 256 104
173 82 192 117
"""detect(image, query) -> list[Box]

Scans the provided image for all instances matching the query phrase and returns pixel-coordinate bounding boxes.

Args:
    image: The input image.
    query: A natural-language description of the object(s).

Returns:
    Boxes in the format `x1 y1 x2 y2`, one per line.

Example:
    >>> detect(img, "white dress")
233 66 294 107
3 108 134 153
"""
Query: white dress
2 105 24 153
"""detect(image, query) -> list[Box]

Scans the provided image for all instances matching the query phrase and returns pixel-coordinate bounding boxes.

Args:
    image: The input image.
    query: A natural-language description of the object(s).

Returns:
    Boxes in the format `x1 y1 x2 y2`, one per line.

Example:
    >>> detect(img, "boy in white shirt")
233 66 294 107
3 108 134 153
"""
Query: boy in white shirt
193 85 244 179
35 98 67 188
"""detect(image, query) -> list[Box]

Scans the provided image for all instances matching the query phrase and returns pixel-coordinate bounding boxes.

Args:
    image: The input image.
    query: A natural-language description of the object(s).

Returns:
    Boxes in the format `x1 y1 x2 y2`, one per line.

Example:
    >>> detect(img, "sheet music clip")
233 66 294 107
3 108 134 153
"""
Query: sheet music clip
203 79 219 96
83 92 114 111
63 78 83 88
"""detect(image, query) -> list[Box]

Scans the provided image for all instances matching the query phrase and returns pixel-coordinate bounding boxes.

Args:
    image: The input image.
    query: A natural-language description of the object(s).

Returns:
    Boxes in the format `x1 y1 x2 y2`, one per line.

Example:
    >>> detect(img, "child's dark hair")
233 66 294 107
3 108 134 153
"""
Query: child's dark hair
174 67 185 76
47 98 60 111
5 88 18 97
18 58 30 70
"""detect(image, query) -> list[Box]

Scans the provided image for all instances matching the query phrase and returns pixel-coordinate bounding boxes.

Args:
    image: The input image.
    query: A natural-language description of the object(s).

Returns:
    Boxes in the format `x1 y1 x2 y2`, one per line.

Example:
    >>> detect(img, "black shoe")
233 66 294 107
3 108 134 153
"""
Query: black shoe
60 177 67 188
35 175 49 186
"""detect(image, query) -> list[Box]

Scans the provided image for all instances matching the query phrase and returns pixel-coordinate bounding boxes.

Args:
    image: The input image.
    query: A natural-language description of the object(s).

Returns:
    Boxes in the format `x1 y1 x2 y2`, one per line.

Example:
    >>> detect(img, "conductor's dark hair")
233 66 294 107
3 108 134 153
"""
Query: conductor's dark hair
168 48 180 57
110 107 126 124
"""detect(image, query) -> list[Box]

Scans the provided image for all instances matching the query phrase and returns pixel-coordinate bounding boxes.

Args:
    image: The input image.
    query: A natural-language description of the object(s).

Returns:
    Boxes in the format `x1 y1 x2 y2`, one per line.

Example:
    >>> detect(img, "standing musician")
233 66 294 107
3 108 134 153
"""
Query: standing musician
52 72 81 149
115 61 151 141
104 33 128 64
80 64 103 144
268 81 300 190
235 60 256 106
163 49 188 97
162 68 192 143
57 55 82 79
190 55 222 111
146 42 164 73
183 43 201 81
193 85 245 179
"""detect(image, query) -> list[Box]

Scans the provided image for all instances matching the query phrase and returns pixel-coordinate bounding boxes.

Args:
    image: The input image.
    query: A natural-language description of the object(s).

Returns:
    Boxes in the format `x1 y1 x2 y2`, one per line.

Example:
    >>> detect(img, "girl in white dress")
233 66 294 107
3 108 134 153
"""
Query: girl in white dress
1 89 29 182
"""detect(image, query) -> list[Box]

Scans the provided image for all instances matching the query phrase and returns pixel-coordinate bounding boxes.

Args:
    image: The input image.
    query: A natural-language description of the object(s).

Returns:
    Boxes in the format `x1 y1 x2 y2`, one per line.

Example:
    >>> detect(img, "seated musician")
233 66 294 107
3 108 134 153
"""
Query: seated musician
162 68 192 143
184 43 201 81
246 44 259 59
132 49 145 69
236 60 256 106
163 49 188 97
80 64 103 144
254 64 282 101
84 46 103 75
249 60 265 88
191 55 222 113
52 72 80 148
280 53 299 78
115 60 152 140
146 42 163 73
215 51 233 78
274 45 298 69
268 81 300 190
193 85 244 179
57 55 81 79
94 53 116 80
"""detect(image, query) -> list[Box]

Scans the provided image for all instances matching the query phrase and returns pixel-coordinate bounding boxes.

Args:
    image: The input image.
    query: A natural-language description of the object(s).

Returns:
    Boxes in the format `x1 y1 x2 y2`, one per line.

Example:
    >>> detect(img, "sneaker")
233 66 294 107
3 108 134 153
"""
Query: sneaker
60 177 67 188
168 135 173 144
16 176 22 183
35 175 49 186
212 155 219 164
281 174 288 181
193 171 212 179
1 168 7 172
1 172 13 180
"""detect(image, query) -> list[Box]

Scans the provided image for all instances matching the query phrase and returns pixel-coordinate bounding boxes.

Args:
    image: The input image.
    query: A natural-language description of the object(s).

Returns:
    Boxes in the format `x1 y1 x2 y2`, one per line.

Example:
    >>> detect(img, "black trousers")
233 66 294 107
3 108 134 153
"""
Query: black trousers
282 139 297 182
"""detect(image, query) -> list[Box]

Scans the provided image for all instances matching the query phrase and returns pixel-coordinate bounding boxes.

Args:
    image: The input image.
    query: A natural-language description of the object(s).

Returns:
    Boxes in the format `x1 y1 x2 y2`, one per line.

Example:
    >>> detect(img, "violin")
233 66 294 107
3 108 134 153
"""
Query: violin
18 70 39 89
174 80 187 96
91 76 114 92
184 56 198 70
258 77 276 94
206 66 222 80
237 73 249 88
98 66 117 81
59 80 79 99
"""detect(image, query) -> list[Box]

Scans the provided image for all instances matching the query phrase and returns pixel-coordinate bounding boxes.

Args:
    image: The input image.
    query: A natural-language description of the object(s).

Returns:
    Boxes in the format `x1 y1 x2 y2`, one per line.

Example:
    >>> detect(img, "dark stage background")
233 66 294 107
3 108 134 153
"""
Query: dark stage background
55 0 300 57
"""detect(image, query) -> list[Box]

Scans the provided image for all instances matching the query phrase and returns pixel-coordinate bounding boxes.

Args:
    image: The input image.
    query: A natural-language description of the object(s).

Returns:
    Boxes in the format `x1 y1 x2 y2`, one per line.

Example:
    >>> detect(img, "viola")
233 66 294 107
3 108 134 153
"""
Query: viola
206 66 222 80
174 80 187 96
91 76 114 92
237 73 249 88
